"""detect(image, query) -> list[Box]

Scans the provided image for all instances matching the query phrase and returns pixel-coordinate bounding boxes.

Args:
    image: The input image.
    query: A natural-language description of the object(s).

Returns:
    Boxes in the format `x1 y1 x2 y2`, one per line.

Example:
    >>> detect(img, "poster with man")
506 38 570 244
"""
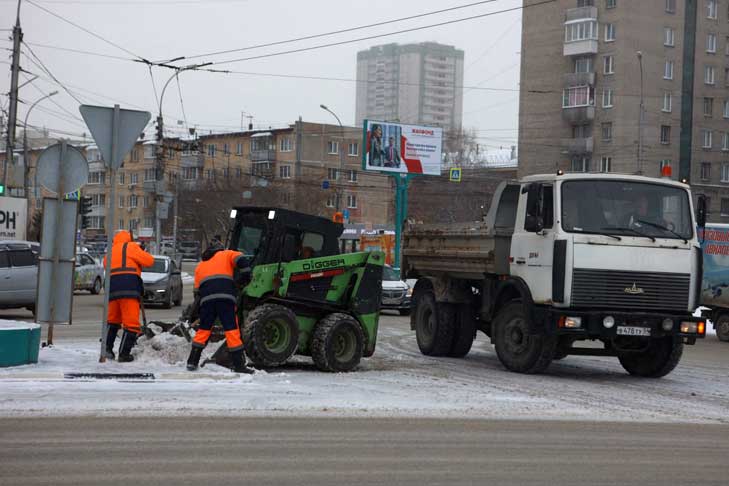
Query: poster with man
362 120 443 176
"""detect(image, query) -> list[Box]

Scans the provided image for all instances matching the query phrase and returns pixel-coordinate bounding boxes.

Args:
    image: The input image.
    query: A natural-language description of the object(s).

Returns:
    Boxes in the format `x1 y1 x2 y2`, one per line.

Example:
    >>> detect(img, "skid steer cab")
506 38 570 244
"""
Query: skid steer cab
228 207 385 372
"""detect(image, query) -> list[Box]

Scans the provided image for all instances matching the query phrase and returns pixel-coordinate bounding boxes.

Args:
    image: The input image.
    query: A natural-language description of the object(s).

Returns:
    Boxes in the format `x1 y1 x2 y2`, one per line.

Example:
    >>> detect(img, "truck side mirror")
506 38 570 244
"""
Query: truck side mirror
524 183 544 233
697 195 707 229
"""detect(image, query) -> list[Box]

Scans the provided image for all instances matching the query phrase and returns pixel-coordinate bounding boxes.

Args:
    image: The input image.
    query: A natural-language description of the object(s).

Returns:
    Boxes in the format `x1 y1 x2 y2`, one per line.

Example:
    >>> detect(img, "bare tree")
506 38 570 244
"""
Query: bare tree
443 127 480 168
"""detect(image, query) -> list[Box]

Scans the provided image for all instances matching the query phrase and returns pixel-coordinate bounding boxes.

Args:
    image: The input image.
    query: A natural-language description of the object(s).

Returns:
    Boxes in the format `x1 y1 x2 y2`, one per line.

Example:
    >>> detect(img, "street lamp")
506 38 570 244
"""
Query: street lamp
320 104 345 212
24 90 59 201
636 51 645 175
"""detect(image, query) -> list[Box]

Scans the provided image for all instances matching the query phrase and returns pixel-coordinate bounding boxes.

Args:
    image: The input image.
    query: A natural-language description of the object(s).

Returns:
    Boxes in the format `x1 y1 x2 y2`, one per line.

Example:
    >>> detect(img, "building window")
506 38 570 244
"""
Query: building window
327 141 339 155
143 217 153 228
118 196 124 209
703 129 713 148
724 133 729 151
665 0 676 13
721 199 729 216
143 196 149 208
600 157 612 173
725 67 729 86
346 194 357 209
279 165 291 179
574 57 593 73
88 171 105 185
235 167 242 178
701 162 712 180
706 65 716 85
603 55 614 74
704 97 714 116
326 197 335 208
660 125 672 144
182 167 199 180
571 157 590 172
722 164 729 182
562 86 593 108
708 0 718 19
577 0 594 6
349 170 358 182
664 27 675 47
129 195 137 208
327 168 338 180
564 20 598 43
144 169 156 181
206 169 216 180
118 219 125 231
236 142 243 156
606 0 616 9
662 92 673 112
91 194 105 207
131 149 139 162
605 23 616 42
348 142 359 156
602 88 613 108
708 33 717 53
664 60 674 79
118 172 125 185
207 144 216 157
601 122 613 142
280 137 293 152
130 173 138 184
724 100 729 118
89 216 105 230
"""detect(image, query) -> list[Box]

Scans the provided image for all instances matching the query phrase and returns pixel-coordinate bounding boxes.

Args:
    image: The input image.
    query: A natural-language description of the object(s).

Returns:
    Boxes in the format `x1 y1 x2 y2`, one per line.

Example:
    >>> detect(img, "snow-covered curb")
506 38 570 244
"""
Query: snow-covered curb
0 320 40 331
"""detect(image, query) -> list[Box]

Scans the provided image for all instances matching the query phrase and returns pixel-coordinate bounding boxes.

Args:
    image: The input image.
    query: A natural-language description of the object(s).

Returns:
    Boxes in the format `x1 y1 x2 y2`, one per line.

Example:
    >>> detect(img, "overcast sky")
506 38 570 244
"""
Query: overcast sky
1 0 522 152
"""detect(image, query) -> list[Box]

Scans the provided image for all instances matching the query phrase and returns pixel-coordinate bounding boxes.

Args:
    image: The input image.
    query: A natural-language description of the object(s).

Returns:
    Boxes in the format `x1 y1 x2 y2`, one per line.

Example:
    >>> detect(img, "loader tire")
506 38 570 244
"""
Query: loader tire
493 301 556 374
617 337 683 378
448 304 476 358
715 314 729 342
242 304 299 368
311 313 364 372
414 292 455 356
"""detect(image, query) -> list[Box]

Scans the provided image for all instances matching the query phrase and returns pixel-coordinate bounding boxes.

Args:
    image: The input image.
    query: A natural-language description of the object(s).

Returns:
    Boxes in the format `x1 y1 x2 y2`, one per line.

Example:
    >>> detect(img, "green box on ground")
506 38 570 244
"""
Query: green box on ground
0 322 41 367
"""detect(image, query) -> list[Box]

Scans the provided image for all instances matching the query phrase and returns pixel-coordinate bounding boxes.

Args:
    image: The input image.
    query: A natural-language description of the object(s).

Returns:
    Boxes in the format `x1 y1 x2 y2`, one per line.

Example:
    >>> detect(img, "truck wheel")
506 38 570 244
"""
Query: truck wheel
715 314 729 342
493 301 556 374
448 304 476 358
311 313 364 372
242 304 299 368
617 337 683 378
414 292 455 356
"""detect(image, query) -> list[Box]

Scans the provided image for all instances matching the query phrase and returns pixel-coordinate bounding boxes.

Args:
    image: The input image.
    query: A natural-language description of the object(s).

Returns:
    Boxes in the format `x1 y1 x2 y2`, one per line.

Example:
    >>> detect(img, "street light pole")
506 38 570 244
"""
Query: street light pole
320 104 345 212
637 51 645 175
24 90 59 202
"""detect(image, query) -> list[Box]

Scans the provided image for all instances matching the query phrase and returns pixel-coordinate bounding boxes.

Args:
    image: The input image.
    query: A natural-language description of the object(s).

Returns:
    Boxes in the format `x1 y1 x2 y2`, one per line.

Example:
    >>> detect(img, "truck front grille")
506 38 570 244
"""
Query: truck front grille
571 269 690 312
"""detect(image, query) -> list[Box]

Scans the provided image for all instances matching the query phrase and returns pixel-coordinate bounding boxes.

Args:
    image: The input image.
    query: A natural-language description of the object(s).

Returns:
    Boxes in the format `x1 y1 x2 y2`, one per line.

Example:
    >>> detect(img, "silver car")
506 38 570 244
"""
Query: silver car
0 240 39 314
142 256 183 309
74 252 105 294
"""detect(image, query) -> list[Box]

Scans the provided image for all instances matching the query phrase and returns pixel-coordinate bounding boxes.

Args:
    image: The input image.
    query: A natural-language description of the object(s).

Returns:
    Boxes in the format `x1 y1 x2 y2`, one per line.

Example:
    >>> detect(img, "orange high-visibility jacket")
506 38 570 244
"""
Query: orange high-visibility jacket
194 249 246 305
103 231 154 300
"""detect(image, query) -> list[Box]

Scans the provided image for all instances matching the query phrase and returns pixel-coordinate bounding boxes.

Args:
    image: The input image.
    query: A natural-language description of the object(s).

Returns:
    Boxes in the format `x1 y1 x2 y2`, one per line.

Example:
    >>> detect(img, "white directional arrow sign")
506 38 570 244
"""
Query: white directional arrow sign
79 104 151 169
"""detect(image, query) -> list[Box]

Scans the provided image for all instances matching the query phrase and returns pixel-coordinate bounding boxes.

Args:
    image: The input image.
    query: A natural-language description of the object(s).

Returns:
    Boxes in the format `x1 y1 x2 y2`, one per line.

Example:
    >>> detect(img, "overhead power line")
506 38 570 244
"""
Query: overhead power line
21 43 86 105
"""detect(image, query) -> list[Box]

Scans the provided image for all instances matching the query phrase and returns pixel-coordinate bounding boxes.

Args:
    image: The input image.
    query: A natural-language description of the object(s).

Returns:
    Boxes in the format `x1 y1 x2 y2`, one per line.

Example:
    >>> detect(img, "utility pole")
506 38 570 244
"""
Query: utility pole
320 104 345 211
636 51 645 175
3 0 23 193
154 114 164 253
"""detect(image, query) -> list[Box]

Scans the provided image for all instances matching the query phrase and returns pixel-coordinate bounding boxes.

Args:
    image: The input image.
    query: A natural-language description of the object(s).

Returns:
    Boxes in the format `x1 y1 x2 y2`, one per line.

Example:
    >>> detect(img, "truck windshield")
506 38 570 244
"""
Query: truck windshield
561 180 693 240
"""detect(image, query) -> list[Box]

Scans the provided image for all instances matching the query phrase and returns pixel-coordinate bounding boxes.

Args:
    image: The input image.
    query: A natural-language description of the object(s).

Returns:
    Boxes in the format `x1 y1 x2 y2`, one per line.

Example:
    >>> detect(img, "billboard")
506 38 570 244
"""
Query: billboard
0 196 27 240
362 120 443 176
699 224 729 307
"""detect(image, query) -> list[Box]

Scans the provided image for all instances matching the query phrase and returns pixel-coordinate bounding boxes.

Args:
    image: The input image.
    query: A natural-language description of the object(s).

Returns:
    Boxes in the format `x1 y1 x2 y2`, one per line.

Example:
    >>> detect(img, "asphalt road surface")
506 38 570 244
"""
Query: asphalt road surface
1 417 726 486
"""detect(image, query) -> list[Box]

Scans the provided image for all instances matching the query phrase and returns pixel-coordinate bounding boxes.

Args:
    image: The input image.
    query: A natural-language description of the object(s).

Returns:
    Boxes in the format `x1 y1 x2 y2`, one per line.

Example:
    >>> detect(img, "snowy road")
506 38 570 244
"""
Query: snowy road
1 314 728 422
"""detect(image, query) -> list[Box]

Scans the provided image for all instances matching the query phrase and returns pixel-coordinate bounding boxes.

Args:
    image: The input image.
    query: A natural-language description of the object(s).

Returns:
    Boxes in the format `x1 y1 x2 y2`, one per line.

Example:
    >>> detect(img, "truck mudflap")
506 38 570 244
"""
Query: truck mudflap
535 308 706 343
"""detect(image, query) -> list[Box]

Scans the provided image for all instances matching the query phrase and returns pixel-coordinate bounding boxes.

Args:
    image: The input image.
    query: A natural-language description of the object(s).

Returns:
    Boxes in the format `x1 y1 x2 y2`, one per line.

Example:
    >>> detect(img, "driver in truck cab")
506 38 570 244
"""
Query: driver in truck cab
186 241 254 373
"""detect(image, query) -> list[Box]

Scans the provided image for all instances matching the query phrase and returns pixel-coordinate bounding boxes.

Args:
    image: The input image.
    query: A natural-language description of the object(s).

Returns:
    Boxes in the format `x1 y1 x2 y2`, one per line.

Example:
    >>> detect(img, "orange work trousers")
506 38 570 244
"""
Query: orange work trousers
108 298 142 334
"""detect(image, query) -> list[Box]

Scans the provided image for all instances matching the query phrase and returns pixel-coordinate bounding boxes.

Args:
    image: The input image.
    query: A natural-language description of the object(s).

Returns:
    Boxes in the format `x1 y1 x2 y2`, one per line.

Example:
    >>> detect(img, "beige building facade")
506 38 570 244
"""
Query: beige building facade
519 0 729 220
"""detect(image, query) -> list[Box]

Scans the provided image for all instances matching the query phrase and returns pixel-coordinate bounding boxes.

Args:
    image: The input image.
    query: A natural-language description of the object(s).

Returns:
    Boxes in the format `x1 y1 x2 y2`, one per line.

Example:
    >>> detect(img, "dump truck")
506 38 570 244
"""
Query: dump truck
403 173 707 377
697 223 729 342
194 207 385 372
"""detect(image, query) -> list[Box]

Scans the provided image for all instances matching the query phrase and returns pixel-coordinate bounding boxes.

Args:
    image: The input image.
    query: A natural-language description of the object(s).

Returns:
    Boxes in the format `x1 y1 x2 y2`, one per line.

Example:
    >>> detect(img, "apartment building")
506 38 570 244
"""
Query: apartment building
355 42 465 132
519 0 729 220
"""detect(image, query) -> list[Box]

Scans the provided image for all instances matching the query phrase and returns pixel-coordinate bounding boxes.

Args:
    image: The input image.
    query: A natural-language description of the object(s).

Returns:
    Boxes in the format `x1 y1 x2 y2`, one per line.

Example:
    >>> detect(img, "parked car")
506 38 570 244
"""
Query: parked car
380 265 412 316
142 255 183 308
74 251 104 294
0 240 39 314
178 240 200 260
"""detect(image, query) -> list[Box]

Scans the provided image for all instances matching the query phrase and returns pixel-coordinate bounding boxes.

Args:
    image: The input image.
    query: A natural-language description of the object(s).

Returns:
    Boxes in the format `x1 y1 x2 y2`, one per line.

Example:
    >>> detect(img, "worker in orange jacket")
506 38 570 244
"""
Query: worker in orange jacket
186 241 253 373
103 230 154 362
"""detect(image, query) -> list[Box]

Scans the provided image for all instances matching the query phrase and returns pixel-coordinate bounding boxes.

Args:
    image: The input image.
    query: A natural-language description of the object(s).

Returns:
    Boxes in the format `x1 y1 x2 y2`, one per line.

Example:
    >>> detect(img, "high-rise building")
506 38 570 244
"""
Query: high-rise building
519 0 729 219
355 42 464 132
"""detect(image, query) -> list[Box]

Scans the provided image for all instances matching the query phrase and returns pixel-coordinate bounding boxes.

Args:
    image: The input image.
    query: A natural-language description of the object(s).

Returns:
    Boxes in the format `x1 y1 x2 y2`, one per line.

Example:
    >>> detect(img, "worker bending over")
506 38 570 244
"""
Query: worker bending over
187 242 254 373
104 230 154 361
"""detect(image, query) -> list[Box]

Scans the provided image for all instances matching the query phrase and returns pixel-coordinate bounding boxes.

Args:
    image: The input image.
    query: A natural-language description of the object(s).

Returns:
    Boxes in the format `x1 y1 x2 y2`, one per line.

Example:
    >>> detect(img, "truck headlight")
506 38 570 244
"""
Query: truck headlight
662 318 674 331
680 321 706 335
603 316 615 329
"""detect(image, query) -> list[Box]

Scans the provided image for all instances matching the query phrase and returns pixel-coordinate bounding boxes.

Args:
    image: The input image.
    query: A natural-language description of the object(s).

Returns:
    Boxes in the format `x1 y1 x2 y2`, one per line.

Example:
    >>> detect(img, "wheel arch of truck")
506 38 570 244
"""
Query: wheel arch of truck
491 277 545 335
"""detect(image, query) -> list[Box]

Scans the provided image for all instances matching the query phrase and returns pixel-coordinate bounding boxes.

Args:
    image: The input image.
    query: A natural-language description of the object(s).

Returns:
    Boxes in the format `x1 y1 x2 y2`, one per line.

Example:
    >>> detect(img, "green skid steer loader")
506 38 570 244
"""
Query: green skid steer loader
219 207 385 372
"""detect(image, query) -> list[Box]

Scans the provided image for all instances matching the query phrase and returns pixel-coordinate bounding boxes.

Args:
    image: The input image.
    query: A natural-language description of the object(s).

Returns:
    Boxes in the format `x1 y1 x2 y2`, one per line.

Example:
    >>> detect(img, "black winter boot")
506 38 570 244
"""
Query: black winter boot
105 325 120 360
230 350 255 374
186 347 203 371
117 330 139 363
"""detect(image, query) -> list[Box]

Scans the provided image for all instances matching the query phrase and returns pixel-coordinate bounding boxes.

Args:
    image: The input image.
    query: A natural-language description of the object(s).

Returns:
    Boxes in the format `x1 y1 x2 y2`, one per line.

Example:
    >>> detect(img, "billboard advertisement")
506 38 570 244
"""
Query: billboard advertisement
362 120 443 176
0 196 27 240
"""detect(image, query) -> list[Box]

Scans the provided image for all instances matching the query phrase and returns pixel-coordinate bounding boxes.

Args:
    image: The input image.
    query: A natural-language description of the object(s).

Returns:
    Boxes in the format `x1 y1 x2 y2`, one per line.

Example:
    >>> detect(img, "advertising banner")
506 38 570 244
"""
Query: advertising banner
362 119 443 175
0 196 27 240
699 224 729 307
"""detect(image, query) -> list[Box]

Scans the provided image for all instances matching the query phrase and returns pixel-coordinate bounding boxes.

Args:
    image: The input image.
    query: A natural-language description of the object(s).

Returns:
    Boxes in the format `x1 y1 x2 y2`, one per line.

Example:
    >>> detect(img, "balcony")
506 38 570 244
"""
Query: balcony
564 39 598 57
564 7 598 56
252 162 275 178
564 72 595 87
561 137 594 155
565 6 597 23
143 180 164 193
562 106 595 124
250 149 276 162
180 153 204 168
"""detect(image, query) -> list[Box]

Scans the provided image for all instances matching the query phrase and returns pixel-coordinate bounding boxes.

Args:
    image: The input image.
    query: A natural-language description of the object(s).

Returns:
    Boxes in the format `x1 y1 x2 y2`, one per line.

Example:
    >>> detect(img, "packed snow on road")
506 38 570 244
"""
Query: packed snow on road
0 319 727 422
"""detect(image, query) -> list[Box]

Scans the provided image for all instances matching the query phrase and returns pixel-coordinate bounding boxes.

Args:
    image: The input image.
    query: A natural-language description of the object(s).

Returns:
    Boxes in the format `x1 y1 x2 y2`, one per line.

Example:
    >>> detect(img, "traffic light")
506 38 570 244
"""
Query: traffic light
79 196 93 230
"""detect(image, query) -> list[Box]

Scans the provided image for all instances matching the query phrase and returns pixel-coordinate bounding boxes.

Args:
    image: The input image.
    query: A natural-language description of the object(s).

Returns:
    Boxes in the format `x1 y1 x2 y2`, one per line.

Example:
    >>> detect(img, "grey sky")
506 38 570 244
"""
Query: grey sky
1 0 522 152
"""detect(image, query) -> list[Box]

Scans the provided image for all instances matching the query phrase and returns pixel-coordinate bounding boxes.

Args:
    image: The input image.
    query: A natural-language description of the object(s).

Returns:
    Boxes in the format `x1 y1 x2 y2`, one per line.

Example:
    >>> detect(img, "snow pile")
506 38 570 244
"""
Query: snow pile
133 332 190 366
181 272 194 284
0 320 40 331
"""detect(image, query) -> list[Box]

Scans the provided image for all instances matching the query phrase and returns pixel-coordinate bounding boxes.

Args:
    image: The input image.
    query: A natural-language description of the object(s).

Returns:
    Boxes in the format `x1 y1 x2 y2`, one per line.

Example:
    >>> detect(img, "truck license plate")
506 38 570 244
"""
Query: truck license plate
616 326 651 337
